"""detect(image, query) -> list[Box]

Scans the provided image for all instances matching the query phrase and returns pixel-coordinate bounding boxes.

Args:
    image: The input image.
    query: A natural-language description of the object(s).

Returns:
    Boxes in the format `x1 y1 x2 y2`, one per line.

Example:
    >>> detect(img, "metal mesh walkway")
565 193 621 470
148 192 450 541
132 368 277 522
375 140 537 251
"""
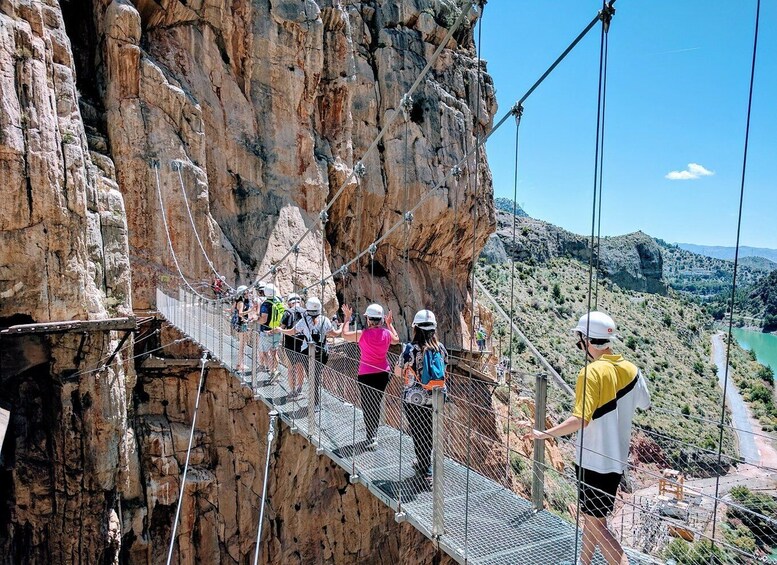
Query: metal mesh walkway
156 287 664 564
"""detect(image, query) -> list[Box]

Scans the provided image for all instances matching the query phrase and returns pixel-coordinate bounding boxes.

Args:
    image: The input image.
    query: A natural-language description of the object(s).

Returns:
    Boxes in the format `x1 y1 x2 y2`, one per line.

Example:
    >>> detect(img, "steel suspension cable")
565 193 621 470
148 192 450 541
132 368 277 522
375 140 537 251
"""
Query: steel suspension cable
402 94 413 340
464 2 485 557
505 106 523 479
593 29 609 309
575 3 614 560
166 352 209 565
250 0 607 296
711 0 761 545
174 162 234 291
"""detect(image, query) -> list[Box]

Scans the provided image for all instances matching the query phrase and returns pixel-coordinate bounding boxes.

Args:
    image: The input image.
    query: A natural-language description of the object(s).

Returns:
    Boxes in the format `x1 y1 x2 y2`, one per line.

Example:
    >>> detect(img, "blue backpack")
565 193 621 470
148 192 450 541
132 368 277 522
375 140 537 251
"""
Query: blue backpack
421 349 446 389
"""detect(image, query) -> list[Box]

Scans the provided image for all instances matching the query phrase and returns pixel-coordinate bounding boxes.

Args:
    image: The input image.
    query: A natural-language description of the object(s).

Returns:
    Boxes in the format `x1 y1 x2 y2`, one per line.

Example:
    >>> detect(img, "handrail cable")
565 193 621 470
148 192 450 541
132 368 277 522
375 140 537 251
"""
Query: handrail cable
166 352 209 565
248 1 475 288
154 163 212 301
174 161 234 291
711 0 761 545
574 2 614 560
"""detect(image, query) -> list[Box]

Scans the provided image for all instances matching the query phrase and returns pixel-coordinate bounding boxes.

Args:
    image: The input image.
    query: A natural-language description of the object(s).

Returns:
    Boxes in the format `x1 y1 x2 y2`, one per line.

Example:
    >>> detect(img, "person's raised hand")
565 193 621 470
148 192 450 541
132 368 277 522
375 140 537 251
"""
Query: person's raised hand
342 304 353 322
385 310 394 326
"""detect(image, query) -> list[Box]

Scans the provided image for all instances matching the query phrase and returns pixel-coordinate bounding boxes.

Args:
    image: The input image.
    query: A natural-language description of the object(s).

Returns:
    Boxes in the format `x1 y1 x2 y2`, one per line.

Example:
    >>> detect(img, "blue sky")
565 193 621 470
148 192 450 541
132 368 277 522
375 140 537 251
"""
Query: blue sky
481 0 776 248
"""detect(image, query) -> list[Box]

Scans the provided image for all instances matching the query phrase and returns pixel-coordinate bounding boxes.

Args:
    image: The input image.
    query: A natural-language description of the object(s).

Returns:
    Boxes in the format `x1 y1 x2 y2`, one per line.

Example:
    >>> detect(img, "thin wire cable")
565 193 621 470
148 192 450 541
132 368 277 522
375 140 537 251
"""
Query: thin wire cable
65 330 166 380
711 0 761 544
463 3 485 558
252 411 278 565
166 353 208 565
249 1 475 287
505 108 522 478
154 164 212 301
593 30 609 309
174 162 234 291
574 4 612 559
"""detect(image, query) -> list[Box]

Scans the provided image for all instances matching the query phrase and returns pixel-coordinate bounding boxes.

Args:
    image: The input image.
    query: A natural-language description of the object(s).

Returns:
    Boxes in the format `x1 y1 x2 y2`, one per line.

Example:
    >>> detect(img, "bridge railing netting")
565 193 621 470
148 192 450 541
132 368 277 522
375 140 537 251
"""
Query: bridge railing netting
157 287 777 564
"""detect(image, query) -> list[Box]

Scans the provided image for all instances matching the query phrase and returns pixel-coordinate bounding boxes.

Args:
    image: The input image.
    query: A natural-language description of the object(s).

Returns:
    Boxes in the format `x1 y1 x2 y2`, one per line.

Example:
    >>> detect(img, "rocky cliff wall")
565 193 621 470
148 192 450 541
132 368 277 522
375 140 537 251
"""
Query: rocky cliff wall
86 0 495 341
490 210 667 295
0 0 133 562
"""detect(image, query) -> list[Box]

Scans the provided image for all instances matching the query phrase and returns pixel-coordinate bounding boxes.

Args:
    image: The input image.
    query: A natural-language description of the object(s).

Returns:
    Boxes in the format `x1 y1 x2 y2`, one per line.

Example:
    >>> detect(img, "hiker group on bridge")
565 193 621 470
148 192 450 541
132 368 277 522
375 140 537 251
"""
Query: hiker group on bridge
221 279 650 562
226 281 449 485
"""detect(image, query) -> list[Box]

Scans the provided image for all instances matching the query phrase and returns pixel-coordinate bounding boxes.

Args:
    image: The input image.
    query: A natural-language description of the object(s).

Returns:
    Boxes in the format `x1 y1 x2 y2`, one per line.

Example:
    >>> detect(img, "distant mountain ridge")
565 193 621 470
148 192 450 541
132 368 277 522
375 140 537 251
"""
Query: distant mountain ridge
677 243 777 265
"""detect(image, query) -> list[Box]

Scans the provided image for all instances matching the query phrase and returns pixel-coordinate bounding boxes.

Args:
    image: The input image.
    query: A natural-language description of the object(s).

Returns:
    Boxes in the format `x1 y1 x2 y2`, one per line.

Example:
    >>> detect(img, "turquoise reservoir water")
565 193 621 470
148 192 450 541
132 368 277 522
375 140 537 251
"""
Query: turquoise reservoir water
732 328 777 375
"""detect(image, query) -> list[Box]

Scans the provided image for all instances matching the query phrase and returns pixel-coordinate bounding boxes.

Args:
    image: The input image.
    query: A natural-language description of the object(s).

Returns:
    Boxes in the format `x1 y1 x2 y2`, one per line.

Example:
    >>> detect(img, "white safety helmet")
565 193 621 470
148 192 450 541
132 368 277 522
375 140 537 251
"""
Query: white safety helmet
572 311 617 340
287 293 301 304
263 283 276 298
412 309 437 330
257 280 267 294
219 275 225 281
306 297 322 316
364 303 384 319
236 285 248 296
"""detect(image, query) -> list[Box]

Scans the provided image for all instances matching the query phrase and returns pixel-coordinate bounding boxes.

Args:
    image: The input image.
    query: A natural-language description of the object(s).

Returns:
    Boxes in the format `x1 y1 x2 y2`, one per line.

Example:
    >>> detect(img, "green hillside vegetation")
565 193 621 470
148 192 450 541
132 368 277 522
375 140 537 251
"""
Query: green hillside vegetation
659 240 768 301
725 338 777 432
477 258 744 474
736 271 777 331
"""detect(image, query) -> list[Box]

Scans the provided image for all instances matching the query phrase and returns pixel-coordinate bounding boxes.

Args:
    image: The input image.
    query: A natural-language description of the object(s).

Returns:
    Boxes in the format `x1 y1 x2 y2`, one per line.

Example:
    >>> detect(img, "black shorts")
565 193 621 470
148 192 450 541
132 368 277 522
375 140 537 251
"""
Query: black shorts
574 465 621 518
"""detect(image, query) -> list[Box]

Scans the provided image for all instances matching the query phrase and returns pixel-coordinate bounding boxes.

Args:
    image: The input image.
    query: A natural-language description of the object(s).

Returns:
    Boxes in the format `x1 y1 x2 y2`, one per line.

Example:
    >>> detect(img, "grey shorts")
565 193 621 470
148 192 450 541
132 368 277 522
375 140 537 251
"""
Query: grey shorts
259 332 281 352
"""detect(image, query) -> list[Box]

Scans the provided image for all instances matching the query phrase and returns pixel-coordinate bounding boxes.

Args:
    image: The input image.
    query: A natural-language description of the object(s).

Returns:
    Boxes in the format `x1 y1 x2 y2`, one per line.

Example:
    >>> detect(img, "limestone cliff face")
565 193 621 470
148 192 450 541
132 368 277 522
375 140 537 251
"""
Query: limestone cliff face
492 210 667 295
0 0 133 562
92 0 495 338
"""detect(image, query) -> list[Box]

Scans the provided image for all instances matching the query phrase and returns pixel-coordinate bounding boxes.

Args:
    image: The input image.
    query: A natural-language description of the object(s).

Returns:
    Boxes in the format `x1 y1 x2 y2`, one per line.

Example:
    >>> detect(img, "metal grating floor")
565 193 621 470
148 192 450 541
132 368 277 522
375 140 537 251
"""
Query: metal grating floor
157 289 658 565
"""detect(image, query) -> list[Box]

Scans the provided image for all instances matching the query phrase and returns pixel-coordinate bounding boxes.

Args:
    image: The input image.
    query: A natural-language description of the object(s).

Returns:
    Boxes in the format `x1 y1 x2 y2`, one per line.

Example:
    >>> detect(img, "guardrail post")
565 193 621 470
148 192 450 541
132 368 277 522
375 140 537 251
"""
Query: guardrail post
307 342 316 435
431 387 445 537
251 330 259 391
218 301 224 362
532 372 547 511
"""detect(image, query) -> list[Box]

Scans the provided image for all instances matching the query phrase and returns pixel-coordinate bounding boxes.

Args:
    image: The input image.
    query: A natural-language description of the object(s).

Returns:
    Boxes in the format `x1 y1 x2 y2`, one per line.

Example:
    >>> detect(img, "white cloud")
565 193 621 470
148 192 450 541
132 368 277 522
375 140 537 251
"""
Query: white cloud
665 162 715 181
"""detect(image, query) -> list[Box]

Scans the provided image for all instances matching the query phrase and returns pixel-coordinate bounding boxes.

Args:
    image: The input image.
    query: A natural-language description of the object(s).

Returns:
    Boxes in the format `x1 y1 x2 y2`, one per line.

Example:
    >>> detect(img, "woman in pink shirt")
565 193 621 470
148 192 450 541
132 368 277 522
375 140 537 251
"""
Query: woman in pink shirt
342 303 400 449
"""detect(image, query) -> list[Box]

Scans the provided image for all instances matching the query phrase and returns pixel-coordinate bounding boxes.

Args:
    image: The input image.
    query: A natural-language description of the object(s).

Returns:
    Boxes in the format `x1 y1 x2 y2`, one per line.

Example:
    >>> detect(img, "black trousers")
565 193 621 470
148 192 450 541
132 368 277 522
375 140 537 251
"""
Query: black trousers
404 402 433 472
358 371 390 441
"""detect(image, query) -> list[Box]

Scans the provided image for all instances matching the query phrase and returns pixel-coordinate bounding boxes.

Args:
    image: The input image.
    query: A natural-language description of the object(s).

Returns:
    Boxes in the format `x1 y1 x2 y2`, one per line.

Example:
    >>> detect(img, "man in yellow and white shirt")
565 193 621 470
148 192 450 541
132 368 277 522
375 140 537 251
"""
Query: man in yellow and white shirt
527 311 650 565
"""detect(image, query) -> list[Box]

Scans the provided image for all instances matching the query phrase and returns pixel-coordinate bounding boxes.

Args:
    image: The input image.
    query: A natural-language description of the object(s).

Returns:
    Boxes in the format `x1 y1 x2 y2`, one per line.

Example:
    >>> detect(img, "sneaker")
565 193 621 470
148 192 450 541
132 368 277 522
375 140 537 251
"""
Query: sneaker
366 438 378 451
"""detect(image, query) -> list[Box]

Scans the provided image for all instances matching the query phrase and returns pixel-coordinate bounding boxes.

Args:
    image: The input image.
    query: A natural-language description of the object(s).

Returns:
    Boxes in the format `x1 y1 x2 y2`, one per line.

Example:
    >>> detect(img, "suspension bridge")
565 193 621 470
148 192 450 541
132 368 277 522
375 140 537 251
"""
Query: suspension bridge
156 287 665 564
142 0 776 563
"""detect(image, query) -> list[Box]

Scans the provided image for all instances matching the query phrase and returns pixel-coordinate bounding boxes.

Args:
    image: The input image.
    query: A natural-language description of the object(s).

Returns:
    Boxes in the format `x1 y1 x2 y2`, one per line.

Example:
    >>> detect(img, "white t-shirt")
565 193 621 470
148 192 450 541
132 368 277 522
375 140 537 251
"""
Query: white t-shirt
293 314 334 352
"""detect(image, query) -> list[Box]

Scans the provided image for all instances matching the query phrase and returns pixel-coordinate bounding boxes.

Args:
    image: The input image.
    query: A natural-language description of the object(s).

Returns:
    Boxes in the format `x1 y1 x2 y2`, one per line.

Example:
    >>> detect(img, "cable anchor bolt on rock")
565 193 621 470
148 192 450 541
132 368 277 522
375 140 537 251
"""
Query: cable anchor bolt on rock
404 211 414 224
368 243 378 256
599 1 616 33
400 93 413 119
354 161 366 178
319 210 329 225
451 165 463 180
270 265 278 275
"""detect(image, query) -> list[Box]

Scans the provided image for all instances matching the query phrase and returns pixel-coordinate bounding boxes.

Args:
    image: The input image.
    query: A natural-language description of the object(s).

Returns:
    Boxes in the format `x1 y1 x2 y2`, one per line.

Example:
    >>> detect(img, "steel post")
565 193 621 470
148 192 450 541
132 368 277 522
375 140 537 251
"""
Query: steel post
531 373 548 511
431 387 445 537
307 342 316 435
